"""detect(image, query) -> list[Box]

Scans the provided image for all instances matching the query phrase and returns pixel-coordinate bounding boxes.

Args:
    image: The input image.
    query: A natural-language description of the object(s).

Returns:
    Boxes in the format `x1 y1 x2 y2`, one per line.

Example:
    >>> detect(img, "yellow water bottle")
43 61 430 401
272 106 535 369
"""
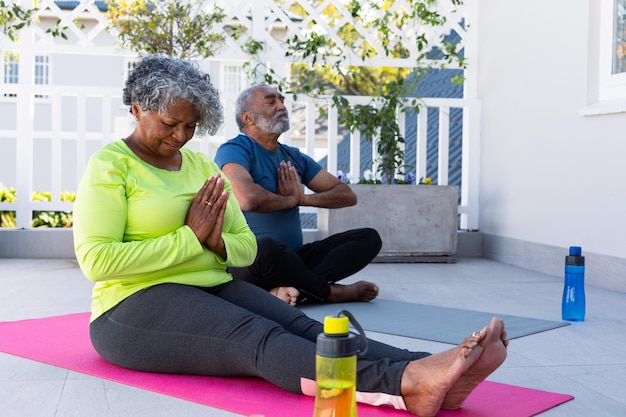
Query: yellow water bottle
313 310 367 417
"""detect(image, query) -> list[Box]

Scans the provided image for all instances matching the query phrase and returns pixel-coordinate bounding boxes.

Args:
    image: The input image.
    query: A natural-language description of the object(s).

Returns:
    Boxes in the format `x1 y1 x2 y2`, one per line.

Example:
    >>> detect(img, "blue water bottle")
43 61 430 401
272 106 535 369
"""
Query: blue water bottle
561 246 585 321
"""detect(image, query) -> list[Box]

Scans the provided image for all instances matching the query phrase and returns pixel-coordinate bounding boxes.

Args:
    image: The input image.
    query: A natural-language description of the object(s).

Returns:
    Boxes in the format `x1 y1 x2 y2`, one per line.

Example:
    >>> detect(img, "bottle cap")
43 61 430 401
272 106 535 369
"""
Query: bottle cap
323 315 349 335
569 246 582 256
317 315 357 357
566 246 584 265
566 255 585 265
316 332 357 357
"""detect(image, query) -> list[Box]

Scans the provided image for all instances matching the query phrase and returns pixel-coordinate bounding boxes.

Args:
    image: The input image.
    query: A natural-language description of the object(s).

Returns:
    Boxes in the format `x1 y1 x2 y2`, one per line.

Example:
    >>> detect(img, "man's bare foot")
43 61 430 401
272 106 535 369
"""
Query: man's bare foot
327 281 379 303
441 317 509 410
269 286 300 306
401 332 484 417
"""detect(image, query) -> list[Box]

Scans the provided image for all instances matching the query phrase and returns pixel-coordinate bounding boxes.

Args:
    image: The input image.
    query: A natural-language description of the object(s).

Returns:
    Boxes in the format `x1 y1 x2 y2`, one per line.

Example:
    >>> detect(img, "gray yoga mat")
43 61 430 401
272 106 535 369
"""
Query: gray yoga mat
298 299 570 344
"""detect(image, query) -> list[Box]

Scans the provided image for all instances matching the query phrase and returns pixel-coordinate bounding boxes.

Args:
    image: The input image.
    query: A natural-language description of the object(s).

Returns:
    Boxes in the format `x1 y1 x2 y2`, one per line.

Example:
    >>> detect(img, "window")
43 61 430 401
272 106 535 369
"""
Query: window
222 64 246 95
584 0 626 114
2 54 50 98
4 54 19 84
34 55 50 98
34 55 49 85
3 54 18 97
614 0 626 74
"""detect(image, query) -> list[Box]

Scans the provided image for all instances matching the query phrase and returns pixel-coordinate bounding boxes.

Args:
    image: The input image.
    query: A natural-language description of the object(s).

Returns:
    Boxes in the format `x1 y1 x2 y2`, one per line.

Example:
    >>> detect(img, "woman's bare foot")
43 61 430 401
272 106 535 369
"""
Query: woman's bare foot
401 331 484 417
327 281 379 303
269 286 300 306
441 317 509 410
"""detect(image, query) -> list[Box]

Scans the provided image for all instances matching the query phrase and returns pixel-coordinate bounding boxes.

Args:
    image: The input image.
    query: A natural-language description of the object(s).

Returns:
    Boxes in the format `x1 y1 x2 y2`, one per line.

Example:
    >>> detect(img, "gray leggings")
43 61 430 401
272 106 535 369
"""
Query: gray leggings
90 280 429 398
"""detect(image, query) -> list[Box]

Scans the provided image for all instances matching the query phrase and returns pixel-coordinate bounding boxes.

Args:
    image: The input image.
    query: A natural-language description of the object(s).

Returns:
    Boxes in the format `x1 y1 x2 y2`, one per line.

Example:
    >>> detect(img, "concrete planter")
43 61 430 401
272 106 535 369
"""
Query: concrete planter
0 228 75 258
317 184 458 262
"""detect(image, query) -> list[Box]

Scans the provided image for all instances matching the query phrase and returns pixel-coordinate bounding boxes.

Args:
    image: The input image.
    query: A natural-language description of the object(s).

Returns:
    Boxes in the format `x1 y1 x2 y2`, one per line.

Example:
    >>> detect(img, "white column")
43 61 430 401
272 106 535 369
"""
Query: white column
15 27 35 228
415 107 428 182
460 1 481 230
437 107 450 186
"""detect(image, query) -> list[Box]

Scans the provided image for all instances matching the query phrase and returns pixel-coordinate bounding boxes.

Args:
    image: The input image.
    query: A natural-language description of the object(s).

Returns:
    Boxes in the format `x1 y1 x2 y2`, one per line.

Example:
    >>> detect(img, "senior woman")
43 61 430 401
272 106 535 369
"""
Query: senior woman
72 54 507 417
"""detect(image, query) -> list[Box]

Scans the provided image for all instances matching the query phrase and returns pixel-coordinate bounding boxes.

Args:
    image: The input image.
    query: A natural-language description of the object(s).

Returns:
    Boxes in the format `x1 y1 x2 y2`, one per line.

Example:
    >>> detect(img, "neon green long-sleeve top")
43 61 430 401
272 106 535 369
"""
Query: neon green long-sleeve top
73 140 258 322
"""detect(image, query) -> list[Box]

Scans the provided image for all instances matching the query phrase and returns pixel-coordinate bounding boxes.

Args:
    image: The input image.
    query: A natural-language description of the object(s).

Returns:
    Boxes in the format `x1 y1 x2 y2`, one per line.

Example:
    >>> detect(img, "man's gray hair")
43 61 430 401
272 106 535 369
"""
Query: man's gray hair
234 83 272 131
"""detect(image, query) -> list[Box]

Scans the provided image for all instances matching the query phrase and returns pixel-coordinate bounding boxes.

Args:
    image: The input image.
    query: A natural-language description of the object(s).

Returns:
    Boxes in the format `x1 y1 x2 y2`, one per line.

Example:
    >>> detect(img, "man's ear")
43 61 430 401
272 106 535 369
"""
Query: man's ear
240 111 254 126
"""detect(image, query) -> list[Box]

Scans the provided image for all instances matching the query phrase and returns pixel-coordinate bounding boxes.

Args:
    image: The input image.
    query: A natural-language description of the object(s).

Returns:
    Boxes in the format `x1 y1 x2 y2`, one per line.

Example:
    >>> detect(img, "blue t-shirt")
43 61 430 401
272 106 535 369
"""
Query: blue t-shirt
214 134 322 251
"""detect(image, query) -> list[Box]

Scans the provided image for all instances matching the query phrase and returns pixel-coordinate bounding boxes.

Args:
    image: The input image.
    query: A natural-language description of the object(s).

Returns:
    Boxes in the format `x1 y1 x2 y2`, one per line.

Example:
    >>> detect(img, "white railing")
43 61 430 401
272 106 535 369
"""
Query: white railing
0 0 479 231
0 88 479 230
277 94 480 231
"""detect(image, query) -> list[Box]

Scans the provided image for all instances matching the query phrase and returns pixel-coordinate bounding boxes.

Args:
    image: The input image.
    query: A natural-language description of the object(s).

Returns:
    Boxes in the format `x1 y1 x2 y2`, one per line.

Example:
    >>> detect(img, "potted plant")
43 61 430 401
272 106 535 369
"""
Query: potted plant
317 179 458 261
285 1 462 260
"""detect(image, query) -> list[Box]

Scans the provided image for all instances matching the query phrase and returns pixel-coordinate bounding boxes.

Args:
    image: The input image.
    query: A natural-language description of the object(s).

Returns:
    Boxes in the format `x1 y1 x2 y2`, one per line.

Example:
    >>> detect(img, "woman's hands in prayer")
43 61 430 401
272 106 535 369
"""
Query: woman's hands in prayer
186 174 229 259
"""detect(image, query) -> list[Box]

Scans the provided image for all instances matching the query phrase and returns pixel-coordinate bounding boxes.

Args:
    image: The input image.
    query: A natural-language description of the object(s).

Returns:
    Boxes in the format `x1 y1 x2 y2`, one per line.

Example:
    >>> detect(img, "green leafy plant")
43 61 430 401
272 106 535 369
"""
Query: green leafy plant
0 183 16 227
31 191 75 228
105 0 229 59
0 0 69 43
346 170 429 185
0 184 75 228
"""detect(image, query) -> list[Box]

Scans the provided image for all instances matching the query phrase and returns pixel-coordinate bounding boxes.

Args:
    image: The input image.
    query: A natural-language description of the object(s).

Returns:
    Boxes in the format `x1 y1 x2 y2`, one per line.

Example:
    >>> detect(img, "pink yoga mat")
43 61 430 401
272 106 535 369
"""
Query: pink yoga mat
0 313 573 417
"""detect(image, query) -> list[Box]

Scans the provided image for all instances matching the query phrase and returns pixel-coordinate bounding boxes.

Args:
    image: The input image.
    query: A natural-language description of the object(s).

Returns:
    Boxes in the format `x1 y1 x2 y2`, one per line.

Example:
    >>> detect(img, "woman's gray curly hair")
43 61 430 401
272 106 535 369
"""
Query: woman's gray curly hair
123 55 223 136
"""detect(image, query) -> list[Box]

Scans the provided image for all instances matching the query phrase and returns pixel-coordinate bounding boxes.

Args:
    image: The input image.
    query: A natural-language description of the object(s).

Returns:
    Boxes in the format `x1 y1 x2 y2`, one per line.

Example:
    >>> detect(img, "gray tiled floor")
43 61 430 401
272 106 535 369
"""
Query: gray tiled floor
1 257 625 417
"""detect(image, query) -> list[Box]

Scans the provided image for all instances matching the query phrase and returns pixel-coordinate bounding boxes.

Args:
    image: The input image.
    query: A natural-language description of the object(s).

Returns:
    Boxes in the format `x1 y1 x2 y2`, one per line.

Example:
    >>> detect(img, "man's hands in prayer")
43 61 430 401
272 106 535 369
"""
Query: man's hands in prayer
276 161 303 208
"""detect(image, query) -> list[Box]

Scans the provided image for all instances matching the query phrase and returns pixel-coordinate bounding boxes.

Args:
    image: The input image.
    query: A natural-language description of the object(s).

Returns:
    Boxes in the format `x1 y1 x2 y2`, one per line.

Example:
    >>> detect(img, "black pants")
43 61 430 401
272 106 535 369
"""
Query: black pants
228 228 382 301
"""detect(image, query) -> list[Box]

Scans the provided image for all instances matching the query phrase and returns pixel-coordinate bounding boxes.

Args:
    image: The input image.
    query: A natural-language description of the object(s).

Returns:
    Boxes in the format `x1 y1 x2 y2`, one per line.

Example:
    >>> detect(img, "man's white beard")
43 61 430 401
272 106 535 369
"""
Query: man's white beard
254 111 290 134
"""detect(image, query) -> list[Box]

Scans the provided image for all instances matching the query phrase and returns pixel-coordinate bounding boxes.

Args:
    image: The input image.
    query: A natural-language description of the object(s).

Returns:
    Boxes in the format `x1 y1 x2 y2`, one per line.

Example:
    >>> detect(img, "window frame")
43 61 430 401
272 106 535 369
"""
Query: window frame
583 0 626 115
3 53 19 97
34 54 50 99
599 0 626 99
221 63 247 95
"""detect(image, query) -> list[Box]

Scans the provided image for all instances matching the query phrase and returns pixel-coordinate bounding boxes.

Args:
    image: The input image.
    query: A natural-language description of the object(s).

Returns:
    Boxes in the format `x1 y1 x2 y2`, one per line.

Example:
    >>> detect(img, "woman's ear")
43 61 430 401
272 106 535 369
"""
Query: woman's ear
131 103 141 121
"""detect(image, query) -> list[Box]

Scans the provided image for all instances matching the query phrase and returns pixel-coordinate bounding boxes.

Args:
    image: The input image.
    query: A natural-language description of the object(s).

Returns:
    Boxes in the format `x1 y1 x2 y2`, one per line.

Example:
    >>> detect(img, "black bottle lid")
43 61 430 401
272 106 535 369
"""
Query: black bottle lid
316 332 357 357
566 246 585 266
316 315 357 357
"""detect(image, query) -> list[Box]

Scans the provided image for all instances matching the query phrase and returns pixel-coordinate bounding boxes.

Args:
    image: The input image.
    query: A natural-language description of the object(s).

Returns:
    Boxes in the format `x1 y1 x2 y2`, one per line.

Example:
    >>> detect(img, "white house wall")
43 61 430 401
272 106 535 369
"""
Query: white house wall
0 53 130 193
476 0 626 285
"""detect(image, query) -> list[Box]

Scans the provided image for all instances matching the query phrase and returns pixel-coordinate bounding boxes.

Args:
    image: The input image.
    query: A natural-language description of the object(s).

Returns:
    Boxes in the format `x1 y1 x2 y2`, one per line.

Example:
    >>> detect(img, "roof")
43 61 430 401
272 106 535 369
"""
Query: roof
55 1 108 12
